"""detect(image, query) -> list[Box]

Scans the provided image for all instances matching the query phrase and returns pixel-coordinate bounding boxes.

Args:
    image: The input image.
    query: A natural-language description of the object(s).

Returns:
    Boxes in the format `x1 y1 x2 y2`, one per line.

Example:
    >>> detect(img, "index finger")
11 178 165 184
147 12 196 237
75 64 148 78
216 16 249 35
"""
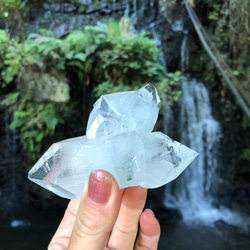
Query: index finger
68 170 121 250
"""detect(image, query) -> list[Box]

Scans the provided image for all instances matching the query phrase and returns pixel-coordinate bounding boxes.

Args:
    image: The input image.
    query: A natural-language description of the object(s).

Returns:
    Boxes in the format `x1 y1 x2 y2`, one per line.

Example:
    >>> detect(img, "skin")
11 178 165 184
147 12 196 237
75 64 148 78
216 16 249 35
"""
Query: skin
48 170 161 250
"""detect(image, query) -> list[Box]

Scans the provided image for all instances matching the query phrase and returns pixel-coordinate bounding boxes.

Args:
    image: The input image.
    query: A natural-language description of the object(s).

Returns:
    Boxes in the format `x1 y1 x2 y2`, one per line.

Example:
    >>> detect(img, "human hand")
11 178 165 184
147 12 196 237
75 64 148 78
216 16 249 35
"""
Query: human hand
48 170 161 250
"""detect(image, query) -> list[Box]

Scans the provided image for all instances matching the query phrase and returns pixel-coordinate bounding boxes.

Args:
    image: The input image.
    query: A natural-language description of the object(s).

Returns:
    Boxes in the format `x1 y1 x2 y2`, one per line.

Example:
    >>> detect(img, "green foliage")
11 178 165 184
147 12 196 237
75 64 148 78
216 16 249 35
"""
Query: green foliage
0 29 8 44
0 30 19 87
0 20 183 161
0 0 22 18
0 30 9 75
241 114 250 129
192 0 250 96
2 91 73 160
241 148 250 161
0 0 26 35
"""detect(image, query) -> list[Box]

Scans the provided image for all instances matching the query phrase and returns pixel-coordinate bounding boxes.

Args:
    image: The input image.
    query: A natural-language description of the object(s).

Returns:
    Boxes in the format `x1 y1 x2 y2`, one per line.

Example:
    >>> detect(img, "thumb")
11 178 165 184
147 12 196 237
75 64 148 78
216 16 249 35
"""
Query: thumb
68 170 121 250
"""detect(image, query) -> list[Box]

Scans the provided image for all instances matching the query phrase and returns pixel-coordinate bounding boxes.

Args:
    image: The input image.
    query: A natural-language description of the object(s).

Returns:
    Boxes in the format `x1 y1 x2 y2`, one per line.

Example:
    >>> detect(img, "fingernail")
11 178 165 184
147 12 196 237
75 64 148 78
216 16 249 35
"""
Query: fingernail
88 171 112 204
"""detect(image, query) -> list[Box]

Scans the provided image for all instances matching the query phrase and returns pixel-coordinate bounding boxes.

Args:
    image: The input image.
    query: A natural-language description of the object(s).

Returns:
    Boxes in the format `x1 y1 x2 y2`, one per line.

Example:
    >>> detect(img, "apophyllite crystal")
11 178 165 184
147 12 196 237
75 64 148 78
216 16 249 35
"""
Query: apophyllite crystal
28 84 198 200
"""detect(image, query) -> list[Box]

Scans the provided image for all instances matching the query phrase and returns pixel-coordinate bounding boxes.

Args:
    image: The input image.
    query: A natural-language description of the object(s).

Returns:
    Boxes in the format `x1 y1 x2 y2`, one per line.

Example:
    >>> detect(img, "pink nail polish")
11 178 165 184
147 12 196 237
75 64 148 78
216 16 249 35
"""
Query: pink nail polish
88 171 112 204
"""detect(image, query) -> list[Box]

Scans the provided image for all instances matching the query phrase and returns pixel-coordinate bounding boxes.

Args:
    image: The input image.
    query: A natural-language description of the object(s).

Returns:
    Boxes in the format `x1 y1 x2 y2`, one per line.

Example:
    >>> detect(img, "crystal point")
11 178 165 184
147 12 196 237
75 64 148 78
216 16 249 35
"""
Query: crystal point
86 84 160 139
28 84 198 200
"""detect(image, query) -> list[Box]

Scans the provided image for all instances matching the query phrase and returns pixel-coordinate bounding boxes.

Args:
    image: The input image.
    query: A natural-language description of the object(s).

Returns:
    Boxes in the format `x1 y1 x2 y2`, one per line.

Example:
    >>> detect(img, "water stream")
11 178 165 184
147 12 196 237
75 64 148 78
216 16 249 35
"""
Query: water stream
180 30 188 73
165 79 220 215
2 105 21 227
164 79 250 231
0 69 26 227
1 105 16 206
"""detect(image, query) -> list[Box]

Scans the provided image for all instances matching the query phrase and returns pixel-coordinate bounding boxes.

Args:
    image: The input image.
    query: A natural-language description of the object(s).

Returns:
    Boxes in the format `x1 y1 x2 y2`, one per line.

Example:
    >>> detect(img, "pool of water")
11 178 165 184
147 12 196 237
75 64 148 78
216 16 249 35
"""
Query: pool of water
158 221 250 250
0 206 64 250
0 206 250 250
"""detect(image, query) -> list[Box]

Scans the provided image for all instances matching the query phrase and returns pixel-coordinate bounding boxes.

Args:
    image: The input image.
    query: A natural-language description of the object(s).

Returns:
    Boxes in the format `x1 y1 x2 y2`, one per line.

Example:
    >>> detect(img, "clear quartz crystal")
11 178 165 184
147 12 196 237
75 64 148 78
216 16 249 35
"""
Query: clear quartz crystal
28 84 198 200
86 83 160 138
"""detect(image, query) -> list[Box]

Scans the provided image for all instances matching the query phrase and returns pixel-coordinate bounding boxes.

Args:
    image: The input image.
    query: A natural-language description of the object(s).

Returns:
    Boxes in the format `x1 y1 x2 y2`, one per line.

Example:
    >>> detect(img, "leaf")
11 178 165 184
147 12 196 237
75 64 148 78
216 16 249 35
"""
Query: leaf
175 71 182 76
45 117 58 130
14 111 28 118
73 52 86 62
66 50 74 60
67 60 84 70
36 132 44 142
2 92 19 106
9 119 22 130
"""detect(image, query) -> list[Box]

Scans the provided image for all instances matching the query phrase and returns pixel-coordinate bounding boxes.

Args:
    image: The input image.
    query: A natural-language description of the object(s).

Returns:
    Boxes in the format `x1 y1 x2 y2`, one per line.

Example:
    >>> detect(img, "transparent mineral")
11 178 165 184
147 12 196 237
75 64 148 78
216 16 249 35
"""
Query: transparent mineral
86 83 160 139
28 84 198 200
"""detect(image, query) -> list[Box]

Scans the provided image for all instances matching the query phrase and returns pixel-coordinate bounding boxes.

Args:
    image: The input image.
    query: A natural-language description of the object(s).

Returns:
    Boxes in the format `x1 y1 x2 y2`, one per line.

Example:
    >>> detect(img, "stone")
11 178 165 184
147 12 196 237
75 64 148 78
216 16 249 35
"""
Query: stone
120 17 131 35
43 3 51 11
50 3 61 12
77 0 92 5
20 65 70 103
64 3 77 13
28 84 198 200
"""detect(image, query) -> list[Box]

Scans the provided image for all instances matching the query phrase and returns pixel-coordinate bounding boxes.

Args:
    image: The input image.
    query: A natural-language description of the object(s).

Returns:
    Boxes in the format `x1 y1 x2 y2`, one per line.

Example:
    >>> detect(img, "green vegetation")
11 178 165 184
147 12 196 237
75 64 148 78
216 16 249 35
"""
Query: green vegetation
0 0 25 36
0 20 183 161
189 0 250 96
0 0 22 18
190 0 250 164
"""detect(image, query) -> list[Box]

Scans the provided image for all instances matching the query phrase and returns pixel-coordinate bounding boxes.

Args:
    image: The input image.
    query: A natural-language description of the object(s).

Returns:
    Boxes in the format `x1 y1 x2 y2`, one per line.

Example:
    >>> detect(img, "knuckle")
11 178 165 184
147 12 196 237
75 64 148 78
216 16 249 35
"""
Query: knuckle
76 207 104 237
116 223 138 236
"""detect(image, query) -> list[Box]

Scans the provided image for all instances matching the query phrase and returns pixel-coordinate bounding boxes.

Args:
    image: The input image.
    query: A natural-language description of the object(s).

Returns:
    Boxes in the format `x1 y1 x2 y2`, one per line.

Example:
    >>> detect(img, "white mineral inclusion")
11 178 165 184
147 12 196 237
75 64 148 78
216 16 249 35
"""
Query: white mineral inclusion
28 84 198 200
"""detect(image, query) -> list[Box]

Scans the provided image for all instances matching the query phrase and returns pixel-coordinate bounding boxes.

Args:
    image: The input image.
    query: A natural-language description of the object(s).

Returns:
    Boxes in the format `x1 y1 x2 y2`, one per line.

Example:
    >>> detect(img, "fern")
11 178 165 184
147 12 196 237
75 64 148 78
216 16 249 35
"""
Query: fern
1 20 184 161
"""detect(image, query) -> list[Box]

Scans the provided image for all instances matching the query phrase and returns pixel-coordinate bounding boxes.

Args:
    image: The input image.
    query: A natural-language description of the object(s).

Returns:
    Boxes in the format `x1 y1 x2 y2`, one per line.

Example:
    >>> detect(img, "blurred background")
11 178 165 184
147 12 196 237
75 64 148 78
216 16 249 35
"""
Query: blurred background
0 0 249 249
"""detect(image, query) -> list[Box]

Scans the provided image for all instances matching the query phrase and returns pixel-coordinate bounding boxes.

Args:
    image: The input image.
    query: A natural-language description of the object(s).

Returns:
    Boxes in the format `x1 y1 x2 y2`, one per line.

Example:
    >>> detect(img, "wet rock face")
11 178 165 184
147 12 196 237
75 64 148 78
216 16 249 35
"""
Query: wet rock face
25 0 189 70
42 0 92 13
26 0 127 37
40 0 127 16
3 0 192 73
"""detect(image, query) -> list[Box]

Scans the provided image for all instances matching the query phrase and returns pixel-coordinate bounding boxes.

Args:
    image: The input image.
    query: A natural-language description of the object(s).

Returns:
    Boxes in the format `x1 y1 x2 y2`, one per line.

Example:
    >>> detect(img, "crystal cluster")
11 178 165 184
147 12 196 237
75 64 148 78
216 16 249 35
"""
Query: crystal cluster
28 84 198 200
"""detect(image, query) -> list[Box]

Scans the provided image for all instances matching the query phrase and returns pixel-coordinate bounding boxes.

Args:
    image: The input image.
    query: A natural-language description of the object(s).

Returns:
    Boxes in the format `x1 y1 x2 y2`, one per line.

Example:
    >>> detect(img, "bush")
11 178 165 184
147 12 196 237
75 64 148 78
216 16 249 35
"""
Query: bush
0 20 184 161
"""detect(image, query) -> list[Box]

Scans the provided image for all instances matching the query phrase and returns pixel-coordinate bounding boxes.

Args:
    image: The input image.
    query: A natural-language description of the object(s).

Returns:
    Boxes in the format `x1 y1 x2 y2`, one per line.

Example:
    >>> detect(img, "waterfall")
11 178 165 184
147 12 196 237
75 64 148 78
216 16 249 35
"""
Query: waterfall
1 105 29 227
165 79 221 220
150 24 167 67
0 105 16 205
164 79 250 230
180 31 188 73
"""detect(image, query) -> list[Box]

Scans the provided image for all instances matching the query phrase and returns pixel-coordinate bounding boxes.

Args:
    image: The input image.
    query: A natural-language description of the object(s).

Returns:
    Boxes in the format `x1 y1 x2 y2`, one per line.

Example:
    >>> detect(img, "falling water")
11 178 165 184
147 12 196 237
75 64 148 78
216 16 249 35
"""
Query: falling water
9 68 23 207
2 68 29 227
164 79 250 230
168 79 221 218
1 105 30 228
1 105 16 205
165 80 221 220
171 19 183 32
150 23 167 67
180 31 188 73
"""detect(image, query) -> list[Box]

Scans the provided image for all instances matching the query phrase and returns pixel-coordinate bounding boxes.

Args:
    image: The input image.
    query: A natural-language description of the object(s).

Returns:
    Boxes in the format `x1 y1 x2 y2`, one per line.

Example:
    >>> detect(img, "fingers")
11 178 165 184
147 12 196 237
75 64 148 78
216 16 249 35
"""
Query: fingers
135 209 161 250
49 171 161 250
107 186 147 250
48 200 80 249
68 170 121 250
